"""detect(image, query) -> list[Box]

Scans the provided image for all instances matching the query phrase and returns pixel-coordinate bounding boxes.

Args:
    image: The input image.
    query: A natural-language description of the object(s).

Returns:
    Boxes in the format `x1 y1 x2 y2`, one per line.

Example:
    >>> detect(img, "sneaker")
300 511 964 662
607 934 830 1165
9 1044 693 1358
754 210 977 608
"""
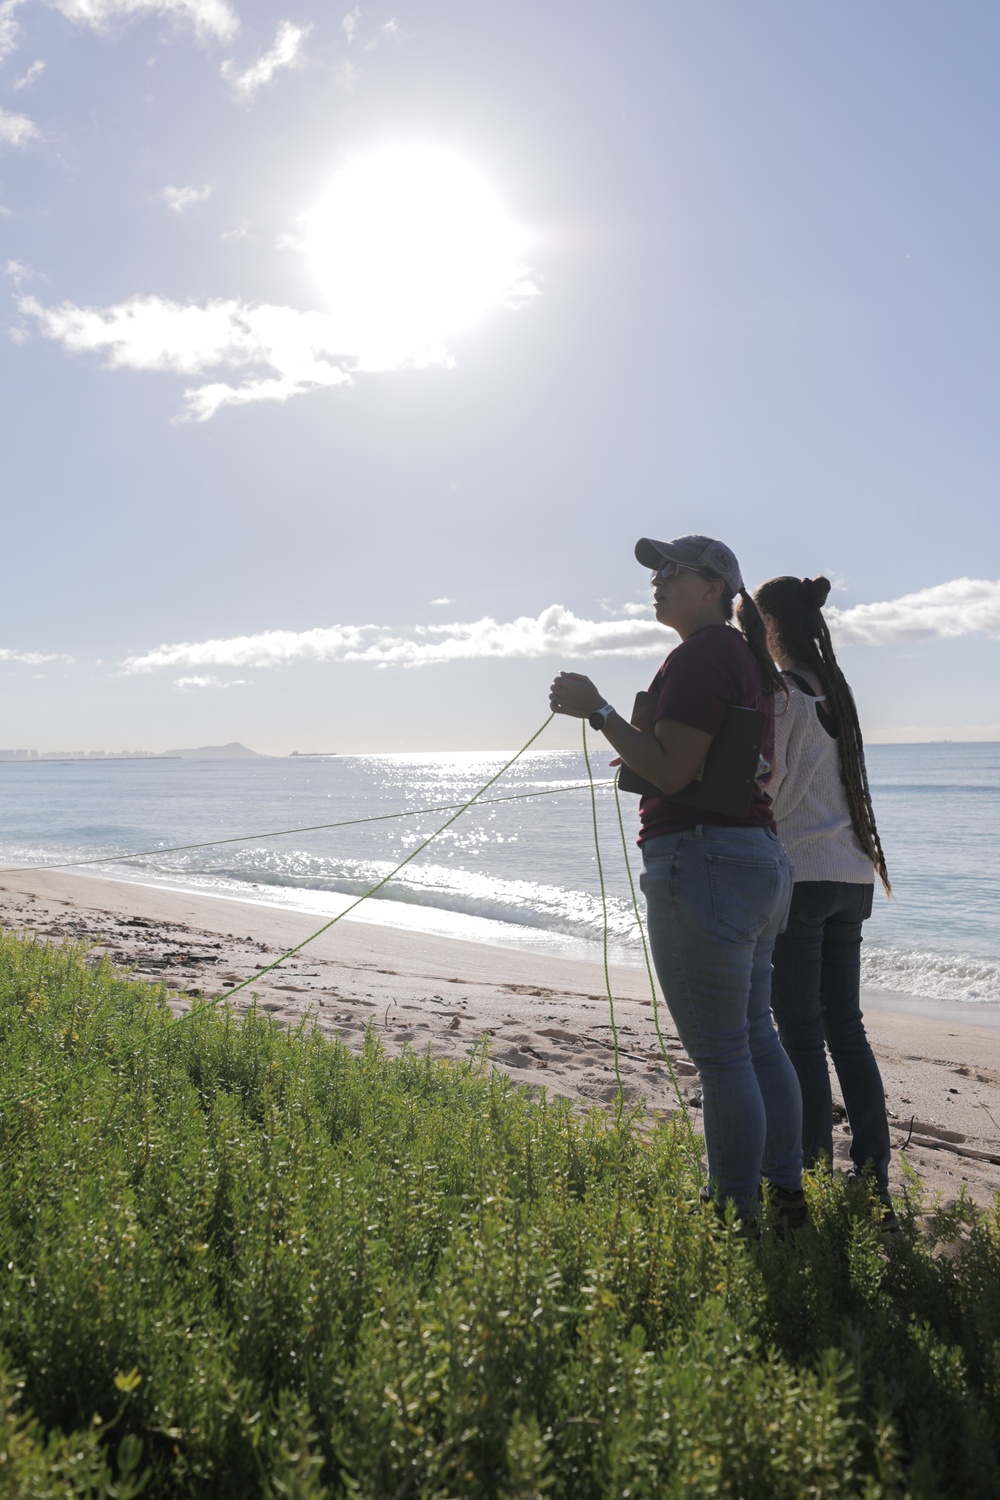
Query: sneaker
844 1170 899 1234
762 1181 809 1235
695 1184 760 1239
878 1199 900 1234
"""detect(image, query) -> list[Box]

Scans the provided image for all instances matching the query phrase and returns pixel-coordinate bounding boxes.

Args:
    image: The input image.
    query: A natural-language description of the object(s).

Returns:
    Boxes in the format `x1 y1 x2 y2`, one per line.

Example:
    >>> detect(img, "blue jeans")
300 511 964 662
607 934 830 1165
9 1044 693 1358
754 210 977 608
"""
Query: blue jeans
769 881 891 1194
640 826 800 1216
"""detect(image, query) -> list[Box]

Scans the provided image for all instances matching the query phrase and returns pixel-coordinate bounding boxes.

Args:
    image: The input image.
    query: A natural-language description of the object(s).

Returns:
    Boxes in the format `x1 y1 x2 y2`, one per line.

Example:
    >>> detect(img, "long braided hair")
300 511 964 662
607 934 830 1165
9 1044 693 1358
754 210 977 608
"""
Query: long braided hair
753 575 891 895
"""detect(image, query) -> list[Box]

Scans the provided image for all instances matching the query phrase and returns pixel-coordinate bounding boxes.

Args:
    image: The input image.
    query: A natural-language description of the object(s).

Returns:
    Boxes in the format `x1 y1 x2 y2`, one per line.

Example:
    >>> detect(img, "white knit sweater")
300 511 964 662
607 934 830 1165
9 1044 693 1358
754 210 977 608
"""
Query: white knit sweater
768 683 874 885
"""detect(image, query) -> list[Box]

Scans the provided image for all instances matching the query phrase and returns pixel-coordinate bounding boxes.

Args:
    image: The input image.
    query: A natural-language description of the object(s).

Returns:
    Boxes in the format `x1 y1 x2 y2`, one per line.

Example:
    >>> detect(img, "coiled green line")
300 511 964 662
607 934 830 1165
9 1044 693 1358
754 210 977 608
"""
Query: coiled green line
612 772 702 1170
581 722 624 1123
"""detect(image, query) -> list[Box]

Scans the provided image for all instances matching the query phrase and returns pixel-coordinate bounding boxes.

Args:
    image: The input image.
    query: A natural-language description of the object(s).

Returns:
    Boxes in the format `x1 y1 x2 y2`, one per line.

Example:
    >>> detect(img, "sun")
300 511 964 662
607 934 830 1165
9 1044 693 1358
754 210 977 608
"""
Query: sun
301 143 531 369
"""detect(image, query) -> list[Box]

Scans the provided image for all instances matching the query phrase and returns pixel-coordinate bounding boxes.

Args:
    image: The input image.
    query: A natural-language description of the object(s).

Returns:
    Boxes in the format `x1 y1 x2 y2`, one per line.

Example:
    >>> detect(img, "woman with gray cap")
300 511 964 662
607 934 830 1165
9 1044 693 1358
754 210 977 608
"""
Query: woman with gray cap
550 535 804 1228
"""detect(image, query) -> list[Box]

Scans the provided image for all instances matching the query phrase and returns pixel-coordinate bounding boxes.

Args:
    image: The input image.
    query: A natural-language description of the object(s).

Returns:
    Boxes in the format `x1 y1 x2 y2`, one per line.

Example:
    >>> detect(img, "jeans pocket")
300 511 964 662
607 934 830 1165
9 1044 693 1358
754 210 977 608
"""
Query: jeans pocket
640 844 677 894
706 855 781 940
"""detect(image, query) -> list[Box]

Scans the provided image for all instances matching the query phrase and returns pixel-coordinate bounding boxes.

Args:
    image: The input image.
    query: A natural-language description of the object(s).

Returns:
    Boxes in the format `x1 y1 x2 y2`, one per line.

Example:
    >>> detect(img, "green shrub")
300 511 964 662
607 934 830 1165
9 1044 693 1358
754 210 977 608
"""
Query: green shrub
0 932 997 1496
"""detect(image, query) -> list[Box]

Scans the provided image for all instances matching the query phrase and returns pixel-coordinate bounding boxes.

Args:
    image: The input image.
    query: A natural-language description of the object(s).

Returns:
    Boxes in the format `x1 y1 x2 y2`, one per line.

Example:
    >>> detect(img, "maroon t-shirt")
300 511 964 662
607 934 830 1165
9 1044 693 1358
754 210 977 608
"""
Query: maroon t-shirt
637 623 776 843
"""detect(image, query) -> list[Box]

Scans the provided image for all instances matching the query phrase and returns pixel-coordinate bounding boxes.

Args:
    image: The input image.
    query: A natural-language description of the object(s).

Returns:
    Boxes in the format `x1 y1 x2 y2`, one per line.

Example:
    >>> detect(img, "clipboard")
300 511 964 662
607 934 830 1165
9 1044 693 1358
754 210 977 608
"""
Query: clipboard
616 691 766 818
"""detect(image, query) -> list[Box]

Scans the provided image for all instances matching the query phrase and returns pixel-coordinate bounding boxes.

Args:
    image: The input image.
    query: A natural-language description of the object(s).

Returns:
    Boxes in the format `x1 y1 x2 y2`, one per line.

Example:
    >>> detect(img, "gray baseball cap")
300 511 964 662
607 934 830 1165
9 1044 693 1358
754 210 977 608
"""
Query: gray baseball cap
635 534 744 594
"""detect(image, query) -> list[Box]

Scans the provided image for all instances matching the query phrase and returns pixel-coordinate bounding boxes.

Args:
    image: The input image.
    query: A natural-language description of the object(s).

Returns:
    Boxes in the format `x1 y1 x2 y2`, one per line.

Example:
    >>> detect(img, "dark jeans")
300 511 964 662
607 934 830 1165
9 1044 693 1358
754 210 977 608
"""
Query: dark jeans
769 880 891 1194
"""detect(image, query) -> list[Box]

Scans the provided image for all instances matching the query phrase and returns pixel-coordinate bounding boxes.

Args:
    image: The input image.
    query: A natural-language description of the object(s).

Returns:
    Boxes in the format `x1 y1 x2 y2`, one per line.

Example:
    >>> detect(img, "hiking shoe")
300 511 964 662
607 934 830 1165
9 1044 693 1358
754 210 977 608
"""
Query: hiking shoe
695 1185 760 1239
878 1200 900 1234
844 1170 899 1234
763 1181 809 1235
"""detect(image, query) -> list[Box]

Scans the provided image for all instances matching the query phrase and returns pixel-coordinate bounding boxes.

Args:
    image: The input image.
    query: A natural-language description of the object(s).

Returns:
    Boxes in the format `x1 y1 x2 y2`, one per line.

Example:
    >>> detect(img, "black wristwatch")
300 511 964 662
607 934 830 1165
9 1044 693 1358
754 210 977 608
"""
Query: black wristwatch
588 703 615 732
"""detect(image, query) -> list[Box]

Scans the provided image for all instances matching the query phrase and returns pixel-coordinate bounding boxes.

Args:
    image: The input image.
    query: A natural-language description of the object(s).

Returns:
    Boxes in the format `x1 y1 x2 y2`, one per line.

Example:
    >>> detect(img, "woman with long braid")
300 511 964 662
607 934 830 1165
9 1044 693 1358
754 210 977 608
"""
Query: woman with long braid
754 575 895 1224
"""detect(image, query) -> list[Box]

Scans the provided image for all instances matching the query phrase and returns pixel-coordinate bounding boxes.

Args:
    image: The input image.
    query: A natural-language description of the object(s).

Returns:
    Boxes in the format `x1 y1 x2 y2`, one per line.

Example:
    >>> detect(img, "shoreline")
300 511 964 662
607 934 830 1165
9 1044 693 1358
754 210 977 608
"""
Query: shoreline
2 865 999 1211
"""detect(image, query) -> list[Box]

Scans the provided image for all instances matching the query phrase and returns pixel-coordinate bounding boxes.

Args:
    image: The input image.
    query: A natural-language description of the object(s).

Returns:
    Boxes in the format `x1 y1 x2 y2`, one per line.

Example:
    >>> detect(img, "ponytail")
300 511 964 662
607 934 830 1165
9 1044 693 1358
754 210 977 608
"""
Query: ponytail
695 569 785 696
736 587 786 697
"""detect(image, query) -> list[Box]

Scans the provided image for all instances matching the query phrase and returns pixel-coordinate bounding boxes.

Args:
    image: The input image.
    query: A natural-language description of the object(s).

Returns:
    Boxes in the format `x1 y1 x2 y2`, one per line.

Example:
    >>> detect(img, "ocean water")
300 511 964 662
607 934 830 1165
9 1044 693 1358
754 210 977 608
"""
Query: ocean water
0 742 997 1007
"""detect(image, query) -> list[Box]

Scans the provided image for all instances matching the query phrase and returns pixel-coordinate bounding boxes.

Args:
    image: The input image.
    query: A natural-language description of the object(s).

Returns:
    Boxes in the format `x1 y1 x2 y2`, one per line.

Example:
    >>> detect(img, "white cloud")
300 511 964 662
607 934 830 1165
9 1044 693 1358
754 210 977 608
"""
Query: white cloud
173 673 249 689
601 600 651 619
3 257 36 285
222 19 310 102
123 608 673 674
14 57 44 86
827 578 1000 647
341 7 400 51
120 579 1000 677
48 0 238 42
364 16 399 50
430 597 455 606
0 646 67 664
1 0 235 68
0 105 39 148
18 293 356 419
17 141 536 417
0 0 24 62
160 182 213 213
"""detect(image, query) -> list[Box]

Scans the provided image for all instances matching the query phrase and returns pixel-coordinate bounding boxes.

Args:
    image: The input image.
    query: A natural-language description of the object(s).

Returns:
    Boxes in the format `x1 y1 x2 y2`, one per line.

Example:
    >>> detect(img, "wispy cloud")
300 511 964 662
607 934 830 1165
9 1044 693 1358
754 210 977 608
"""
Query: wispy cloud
123 608 672 674
173 673 249 690
3 257 37 286
13 57 44 86
120 579 1000 676
0 105 39 148
827 578 1000 647
18 294 356 419
16 136 535 418
0 646 69 665
48 0 238 43
0 0 24 63
160 182 213 213
222 18 310 103
341 7 400 51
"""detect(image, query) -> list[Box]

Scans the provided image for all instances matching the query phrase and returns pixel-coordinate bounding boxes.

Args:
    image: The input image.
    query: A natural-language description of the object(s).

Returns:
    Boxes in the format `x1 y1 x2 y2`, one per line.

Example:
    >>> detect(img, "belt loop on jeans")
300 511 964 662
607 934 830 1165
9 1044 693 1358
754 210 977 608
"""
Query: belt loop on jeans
694 823 704 838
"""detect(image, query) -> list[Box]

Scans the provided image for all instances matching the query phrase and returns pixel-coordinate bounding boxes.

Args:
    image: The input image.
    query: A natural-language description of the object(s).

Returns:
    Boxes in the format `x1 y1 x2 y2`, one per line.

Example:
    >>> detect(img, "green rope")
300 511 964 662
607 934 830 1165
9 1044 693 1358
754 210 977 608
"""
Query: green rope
8 716 565 1107
580 722 624 1123
612 772 702 1167
12 703 690 1191
166 714 558 1022
0 781 612 877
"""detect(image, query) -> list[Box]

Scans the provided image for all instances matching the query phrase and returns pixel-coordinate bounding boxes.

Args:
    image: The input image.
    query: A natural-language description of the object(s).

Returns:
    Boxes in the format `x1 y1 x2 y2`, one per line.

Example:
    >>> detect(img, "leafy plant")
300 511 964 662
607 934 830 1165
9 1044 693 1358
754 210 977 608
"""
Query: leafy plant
0 933 997 1496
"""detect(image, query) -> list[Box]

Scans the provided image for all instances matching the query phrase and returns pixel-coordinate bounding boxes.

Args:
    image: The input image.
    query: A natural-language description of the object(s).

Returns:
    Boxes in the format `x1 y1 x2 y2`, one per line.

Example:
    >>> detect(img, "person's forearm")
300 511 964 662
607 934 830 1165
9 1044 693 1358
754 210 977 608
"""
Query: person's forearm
600 713 694 796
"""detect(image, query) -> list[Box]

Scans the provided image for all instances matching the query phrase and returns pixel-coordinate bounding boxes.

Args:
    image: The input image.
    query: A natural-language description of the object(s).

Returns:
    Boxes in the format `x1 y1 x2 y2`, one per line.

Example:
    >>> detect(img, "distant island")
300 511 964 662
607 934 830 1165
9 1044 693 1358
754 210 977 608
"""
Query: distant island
161 742 265 760
0 742 266 762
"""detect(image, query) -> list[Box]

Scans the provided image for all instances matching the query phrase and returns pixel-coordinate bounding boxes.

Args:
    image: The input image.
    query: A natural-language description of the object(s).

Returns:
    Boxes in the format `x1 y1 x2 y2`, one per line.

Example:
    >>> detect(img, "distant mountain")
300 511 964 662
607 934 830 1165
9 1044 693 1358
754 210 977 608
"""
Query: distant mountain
161 742 266 760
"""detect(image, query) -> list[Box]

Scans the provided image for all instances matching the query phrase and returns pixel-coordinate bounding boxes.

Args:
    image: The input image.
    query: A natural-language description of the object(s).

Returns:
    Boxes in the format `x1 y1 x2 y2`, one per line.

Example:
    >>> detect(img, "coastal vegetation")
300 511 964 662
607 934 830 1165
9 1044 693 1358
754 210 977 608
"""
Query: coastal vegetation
0 932 998 1497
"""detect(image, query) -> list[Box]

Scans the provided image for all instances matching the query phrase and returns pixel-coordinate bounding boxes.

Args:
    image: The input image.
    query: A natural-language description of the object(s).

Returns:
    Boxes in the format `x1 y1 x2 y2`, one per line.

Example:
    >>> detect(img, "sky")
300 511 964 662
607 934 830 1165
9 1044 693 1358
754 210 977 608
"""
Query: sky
2 0 999 754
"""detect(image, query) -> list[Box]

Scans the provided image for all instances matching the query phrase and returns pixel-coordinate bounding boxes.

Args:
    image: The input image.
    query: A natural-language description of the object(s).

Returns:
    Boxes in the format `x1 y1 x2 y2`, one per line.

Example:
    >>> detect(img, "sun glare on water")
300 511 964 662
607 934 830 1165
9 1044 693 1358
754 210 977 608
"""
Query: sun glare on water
302 143 532 369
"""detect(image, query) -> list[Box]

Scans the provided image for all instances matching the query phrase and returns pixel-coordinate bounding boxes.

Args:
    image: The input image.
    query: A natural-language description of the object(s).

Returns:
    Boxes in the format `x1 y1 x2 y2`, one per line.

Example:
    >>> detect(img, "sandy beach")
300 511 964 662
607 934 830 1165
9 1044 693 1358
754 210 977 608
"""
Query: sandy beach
2 866 999 1215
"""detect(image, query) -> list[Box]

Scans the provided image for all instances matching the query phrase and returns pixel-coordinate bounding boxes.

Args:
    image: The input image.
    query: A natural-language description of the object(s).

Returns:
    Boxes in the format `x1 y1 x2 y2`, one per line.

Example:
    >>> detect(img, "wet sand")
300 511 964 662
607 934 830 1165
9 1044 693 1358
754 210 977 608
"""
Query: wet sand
1 867 998 1213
